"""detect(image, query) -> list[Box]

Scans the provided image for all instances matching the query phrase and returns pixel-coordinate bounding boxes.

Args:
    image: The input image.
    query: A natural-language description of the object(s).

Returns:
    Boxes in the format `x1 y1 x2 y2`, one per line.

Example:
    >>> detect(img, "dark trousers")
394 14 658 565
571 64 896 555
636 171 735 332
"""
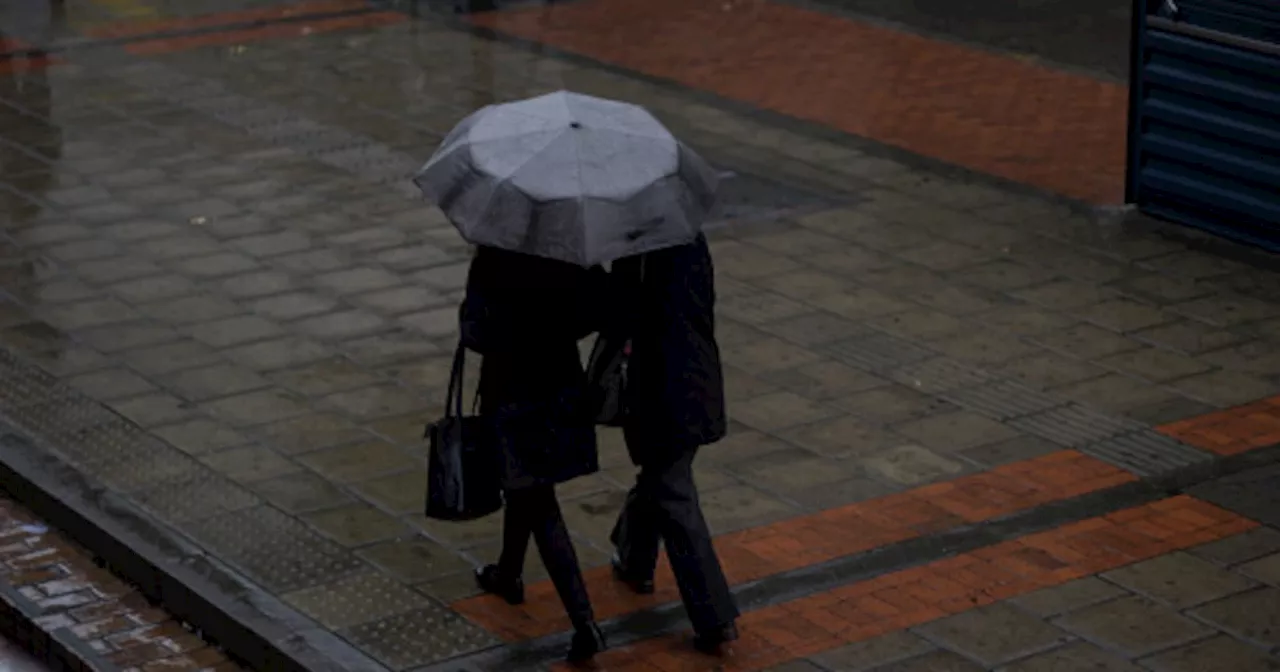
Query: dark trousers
499 485 594 627
610 448 739 631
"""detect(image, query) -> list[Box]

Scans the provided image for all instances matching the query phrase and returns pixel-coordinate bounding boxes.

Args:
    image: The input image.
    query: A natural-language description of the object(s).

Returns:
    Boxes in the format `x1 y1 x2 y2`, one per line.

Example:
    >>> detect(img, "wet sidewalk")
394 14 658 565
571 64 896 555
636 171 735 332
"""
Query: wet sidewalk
2 1 1280 671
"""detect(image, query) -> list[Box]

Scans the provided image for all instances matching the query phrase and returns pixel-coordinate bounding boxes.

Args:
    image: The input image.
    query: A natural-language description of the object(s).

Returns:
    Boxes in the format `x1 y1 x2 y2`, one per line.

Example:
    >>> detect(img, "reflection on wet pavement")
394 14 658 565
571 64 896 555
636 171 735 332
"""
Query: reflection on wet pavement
2 1 1280 670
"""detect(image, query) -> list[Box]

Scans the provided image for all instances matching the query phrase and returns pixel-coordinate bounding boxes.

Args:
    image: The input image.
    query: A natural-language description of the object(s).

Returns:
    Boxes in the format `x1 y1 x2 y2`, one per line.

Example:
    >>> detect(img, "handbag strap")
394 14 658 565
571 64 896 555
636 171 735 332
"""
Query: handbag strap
446 343 466 419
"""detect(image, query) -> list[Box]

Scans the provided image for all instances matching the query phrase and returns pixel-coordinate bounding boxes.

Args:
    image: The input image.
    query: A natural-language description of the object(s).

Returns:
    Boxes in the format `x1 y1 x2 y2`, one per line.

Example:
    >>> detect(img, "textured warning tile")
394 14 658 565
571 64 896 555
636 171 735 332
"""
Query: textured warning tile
470 0 1128 203
1157 396 1280 456
453 451 1135 640
560 496 1255 671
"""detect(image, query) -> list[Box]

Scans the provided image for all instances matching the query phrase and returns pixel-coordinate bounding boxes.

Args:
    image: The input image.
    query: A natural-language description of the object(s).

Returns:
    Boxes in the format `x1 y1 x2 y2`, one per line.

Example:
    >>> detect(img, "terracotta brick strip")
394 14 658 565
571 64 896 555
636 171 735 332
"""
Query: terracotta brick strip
558 495 1255 671
468 0 1129 204
453 450 1135 640
121 11 406 56
1157 395 1280 456
0 494 241 671
82 0 373 39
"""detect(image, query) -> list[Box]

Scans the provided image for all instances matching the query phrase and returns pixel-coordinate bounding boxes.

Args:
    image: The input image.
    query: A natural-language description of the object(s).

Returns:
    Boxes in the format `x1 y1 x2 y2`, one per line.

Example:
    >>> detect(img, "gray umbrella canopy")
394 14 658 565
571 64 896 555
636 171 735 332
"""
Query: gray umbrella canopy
413 91 719 267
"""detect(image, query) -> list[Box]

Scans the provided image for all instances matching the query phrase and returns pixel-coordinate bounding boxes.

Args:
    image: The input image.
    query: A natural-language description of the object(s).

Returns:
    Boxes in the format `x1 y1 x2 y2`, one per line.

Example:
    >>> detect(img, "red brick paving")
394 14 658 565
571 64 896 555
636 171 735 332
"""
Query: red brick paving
1158 396 1280 456
557 496 1256 672
0 495 242 672
469 0 1129 204
454 450 1136 640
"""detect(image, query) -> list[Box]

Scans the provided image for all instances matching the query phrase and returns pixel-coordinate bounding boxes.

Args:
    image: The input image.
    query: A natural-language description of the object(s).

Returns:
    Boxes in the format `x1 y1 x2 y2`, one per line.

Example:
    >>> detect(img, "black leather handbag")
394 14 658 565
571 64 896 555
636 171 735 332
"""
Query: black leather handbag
424 344 502 522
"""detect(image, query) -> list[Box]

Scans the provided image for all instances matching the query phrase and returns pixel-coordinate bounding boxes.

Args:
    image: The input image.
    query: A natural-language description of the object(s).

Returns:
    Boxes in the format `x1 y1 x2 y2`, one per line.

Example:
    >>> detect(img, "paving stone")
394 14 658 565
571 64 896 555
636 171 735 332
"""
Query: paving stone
808 630 937 671
697 428 799 466
41 298 139 330
1102 552 1257 609
161 364 269 402
781 414 910 459
78 321 181 354
730 390 841 432
350 470 429 515
1192 528 1280 567
976 305 1078 338
314 267 401 295
68 368 156 401
249 471 354 514
226 337 333 371
399 307 458 337
354 286 447 314
831 385 958 424
219 270 295 298
806 286 914 320
249 292 339 321
200 388 310 427
1077 299 1172 333
109 392 196 428
871 650 985 672
1054 595 1214 657
697 483 800 534
231 231 313 258
1238 553 1280 587
199 444 302 483
153 418 247 456
727 337 824 372
108 275 197 303
1094 347 1212 383
171 252 260 278
1011 578 1128 618
1140 634 1280 672
255 413 370 456
122 340 222 376
727 447 866 499
917 603 1072 667
994 352 1107 391
998 641 1142 671
1191 588 1280 648
1171 370 1280 408
720 291 814 324
301 503 411 547
766 269 855 301
958 435 1061 468
1033 324 1145 360
338 605 496 669
1171 295 1280 327
189 315 283 348
1053 374 1182 414
951 260 1058 292
294 310 388 341
1111 273 1213 305
298 440 415 484
1131 320 1243 355
321 383 423 421
870 308 966 341
893 410 1021 453
140 235 225 260
1202 342 1280 377
357 538 471 585
865 443 966 486
758 359 888 400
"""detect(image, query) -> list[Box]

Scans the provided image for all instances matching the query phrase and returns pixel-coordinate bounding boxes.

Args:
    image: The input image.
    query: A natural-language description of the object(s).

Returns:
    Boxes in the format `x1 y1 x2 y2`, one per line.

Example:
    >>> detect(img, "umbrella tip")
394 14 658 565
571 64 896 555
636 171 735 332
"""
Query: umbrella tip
569 121 582 129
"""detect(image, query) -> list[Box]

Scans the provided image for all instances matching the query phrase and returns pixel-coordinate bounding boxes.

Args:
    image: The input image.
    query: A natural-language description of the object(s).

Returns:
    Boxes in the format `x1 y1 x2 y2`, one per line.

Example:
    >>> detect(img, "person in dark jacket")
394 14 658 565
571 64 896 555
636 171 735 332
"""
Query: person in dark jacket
606 234 740 653
460 245 608 662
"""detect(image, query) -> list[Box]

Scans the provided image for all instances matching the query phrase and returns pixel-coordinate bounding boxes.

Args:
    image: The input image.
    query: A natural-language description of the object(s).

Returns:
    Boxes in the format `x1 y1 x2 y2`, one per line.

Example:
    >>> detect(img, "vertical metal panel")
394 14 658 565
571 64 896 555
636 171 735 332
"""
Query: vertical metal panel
1127 0 1280 250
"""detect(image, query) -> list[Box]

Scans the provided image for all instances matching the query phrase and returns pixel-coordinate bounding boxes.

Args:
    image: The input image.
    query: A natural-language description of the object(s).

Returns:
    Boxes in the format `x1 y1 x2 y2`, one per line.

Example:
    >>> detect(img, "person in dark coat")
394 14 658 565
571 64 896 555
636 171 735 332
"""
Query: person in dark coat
460 245 608 662
606 234 740 652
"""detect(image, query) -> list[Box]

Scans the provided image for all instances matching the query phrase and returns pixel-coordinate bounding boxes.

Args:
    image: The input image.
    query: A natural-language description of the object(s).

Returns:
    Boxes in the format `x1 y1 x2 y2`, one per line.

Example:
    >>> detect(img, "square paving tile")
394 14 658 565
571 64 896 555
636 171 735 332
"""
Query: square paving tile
808 631 936 671
1102 552 1258 608
356 538 472 584
1239 553 1280 587
998 641 1142 672
1010 577 1128 618
915 604 1072 667
199 444 302 483
865 444 966 486
781 414 909 459
1191 528 1280 567
1139 635 1280 672
298 440 416 483
282 570 430 630
871 650 985 672
1054 595 1214 657
302 503 412 547
892 410 1020 453
730 390 841 432
1190 587 1280 649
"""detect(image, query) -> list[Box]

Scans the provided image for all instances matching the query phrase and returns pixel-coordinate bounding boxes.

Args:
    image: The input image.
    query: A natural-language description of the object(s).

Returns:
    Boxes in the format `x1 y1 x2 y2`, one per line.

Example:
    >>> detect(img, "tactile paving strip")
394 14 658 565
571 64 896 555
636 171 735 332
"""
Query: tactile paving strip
824 331 936 372
940 379 1062 421
282 571 433 630
1083 430 1213 477
1009 403 1142 447
184 506 365 593
339 605 498 671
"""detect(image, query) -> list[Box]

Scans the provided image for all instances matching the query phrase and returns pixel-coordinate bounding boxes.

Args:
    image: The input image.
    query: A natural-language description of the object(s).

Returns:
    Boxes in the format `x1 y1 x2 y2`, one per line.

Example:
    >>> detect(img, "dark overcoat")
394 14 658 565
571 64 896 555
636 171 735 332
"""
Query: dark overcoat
460 246 605 491
612 234 727 461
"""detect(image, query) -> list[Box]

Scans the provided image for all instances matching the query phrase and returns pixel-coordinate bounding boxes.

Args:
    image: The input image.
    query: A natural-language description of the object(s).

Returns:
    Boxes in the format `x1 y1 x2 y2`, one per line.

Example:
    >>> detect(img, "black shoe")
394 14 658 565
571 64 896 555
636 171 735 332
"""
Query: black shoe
475 565 524 605
693 622 739 655
566 622 607 663
610 555 655 595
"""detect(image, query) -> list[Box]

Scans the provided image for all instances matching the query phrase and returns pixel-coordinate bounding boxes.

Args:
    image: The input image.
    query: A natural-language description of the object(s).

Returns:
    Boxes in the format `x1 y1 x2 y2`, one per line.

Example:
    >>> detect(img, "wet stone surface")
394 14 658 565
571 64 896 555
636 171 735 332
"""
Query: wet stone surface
2 3 1280 669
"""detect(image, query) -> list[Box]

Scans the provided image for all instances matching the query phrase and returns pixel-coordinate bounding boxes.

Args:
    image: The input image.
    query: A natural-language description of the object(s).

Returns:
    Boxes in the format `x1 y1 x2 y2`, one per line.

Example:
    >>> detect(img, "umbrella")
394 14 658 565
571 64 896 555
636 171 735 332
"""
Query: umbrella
413 91 719 267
